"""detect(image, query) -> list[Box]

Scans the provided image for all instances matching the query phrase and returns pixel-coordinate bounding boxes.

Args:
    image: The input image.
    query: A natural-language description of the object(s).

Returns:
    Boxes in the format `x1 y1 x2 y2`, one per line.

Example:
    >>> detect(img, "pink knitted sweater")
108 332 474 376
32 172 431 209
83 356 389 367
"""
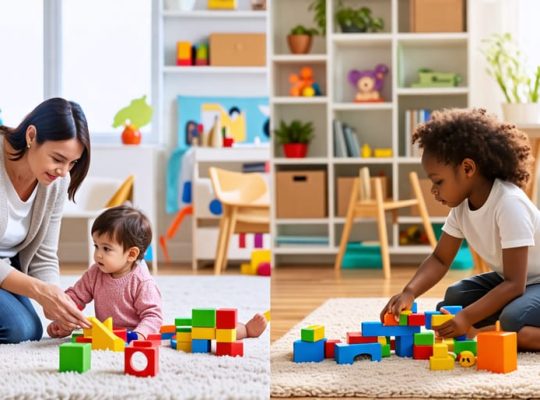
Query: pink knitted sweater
65 260 163 338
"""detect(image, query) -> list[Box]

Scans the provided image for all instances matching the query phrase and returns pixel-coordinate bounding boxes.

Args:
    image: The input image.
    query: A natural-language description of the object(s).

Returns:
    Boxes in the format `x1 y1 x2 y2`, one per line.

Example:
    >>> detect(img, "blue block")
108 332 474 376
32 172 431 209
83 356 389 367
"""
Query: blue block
424 311 441 330
127 331 138 344
455 334 467 341
361 321 420 337
395 334 414 357
192 339 211 353
411 302 418 313
293 339 326 363
161 332 175 340
171 338 177 349
335 343 382 364
442 305 462 315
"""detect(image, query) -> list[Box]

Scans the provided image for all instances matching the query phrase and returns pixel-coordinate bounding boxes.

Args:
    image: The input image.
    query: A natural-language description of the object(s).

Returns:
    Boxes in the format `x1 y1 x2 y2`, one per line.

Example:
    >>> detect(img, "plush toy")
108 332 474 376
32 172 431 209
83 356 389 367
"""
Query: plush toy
348 64 389 102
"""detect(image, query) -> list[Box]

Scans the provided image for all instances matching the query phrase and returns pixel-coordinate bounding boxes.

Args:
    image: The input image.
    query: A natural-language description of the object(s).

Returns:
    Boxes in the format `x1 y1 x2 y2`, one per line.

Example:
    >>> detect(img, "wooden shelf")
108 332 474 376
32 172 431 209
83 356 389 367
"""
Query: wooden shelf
163 66 266 74
163 10 267 19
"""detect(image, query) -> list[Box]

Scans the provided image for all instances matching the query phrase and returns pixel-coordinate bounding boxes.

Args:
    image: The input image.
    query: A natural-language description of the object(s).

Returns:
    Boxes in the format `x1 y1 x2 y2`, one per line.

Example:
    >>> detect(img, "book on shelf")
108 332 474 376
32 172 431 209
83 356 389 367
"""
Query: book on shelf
333 119 347 157
405 109 431 157
333 119 360 158
242 162 267 173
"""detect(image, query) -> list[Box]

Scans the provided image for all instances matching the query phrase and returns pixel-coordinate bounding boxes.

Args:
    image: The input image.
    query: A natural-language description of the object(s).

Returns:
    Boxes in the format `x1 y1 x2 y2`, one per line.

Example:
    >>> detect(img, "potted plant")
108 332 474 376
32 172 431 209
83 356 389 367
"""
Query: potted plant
287 25 318 55
274 119 314 158
482 33 540 124
112 95 154 145
335 4 384 33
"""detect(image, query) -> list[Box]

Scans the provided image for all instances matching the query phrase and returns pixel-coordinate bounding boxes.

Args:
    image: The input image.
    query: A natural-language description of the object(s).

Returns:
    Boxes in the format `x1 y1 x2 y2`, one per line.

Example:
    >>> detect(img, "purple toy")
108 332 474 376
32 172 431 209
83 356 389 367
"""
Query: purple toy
348 64 389 102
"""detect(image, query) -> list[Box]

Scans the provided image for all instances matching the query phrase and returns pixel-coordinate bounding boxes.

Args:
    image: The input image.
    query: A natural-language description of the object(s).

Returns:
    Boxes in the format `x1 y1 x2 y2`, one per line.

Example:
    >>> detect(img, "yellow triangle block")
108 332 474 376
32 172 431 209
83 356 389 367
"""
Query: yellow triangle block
89 317 125 352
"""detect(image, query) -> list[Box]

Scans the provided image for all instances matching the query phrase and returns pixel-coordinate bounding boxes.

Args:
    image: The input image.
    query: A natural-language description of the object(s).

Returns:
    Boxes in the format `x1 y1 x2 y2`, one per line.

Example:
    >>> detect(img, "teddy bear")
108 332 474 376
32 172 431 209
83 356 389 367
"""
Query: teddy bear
348 64 389 102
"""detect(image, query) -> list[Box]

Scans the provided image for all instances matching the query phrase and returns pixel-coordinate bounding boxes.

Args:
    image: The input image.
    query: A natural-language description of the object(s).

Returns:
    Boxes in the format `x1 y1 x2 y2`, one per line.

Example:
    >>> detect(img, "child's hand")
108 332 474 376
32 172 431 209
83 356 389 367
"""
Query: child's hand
380 290 415 322
434 308 471 338
47 321 73 338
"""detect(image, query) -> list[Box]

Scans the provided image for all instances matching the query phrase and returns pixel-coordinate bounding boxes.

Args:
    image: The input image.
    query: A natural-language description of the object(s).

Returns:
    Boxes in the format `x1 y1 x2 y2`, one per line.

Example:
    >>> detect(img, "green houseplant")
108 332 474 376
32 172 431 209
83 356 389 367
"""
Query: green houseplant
274 119 314 158
309 0 326 36
287 25 318 54
335 3 384 33
482 33 540 123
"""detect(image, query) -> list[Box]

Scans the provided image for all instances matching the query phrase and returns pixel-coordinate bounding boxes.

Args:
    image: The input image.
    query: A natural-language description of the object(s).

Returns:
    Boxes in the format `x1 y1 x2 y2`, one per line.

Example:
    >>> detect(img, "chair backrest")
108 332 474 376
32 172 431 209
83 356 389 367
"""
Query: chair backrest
209 167 269 207
63 176 126 215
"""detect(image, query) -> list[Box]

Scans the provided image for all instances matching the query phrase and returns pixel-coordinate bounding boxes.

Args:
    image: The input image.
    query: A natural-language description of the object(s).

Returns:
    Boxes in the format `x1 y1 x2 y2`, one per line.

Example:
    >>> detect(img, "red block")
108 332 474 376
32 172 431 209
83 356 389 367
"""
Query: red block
257 262 271 276
75 336 92 343
146 334 162 347
125 341 159 377
413 345 433 360
383 313 399 326
347 332 378 344
113 328 127 342
390 338 396 351
216 308 238 329
160 325 176 334
408 313 426 326
216 341 244 357
325 339 341 358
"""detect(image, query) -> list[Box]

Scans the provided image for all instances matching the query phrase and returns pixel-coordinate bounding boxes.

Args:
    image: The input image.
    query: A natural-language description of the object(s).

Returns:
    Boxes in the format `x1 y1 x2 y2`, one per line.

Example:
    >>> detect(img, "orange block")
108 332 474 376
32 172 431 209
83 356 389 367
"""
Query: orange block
383 313 399 326
477 322 517 374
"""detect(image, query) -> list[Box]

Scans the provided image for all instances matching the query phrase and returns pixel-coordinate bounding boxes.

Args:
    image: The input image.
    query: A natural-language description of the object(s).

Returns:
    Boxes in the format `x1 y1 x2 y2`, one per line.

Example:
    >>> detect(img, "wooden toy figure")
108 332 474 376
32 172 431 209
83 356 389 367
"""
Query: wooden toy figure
348 64 389 102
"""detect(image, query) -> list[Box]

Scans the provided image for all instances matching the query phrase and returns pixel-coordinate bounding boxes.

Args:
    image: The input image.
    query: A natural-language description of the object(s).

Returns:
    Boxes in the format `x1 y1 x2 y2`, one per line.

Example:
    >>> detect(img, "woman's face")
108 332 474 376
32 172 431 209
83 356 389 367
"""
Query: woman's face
26 126 83 185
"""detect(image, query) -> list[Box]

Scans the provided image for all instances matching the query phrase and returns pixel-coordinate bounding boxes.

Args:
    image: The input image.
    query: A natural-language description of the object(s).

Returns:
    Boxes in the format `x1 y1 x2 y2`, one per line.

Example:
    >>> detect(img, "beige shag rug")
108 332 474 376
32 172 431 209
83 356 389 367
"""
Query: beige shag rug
0 275 270 400
271 298 540 398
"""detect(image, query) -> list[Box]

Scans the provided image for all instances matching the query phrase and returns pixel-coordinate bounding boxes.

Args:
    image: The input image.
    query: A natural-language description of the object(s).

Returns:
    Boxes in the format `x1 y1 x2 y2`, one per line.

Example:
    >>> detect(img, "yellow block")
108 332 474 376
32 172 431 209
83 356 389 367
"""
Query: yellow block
241 262 257 275
429 356 455 370
263 310 271 321
432 343 449 358
443 338 455 352
251 250 271 271
177 341 192 352
207 0 237 10
377 336 387 345
89 317 125 352
305 325 325 342
216 328 237 343
103 317 113 331
176 41 192 59
177 331 192 342
431 314 454 328
192 327 216 340
374 148 393 158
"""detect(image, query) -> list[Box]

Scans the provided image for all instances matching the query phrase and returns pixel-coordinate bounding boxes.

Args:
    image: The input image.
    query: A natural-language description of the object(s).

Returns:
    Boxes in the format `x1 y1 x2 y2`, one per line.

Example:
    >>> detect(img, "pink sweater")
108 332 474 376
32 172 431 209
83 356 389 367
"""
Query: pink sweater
65 260 163 338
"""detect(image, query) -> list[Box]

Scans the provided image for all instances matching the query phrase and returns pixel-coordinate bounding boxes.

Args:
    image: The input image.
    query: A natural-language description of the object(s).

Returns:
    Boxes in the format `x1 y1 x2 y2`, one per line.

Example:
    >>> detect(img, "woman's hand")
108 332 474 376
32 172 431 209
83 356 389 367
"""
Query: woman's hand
380 290 415 322
434 308 471 338
36 284 91 330
47 321 73 338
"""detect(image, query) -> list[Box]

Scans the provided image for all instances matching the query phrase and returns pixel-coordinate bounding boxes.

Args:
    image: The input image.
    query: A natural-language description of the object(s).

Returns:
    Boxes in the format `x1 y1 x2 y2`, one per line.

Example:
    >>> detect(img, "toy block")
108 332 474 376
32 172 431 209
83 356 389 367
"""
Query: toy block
408 313 426 326
411 302 418 313
399 310 412 326
454 340 477 355
216 341 244 357
383 313 399 326
377 336 387 345
251 249 271 268
263 310 271 321
177 340 192 352
83 321 92 338
59 343 91 373
192 339 211 353
192 309 216 328
257 262 271 276
293 339 326 363
125 340 159 377
301 325 325 342
431 314 454 328
160 325 176 334
103 317 113 331
477 322 517 373
208 0 237 10
89 317 125 352
395 334 414 357
175 317 192 327
413 345 433 360
161 332 175 340
374 148 393 158
433 343 449 358
442 305 463 314
443 338 455 352
335 343 382 364
112 328 127 342
424 311 441 330
458 350 476 367
325 339 341 359
177 330 192 342
414 331 434 346
216 329 237 343
195 43 209 66
455 334 467 341
146 333 163 346
216 308 237 329
127 330 138 343
71 332 83 343
241 262 257 275
429 355 455 370
75 336 92 344
176 41 192 66
170 338 177 349
347 332 378 344
192 327 216 340
381 343 391 357
361 321 421 337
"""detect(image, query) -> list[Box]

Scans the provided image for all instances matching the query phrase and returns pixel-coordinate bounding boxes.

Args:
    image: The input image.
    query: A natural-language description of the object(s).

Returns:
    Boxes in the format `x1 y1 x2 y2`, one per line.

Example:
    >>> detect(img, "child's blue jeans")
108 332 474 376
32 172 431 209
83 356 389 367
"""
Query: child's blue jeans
437 271 540 332
0 255 43 343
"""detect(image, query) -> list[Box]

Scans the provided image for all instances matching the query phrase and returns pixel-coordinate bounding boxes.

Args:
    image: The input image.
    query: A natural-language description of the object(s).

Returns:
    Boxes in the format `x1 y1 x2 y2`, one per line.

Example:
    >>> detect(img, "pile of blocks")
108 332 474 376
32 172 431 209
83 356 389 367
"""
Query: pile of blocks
241 249 271 276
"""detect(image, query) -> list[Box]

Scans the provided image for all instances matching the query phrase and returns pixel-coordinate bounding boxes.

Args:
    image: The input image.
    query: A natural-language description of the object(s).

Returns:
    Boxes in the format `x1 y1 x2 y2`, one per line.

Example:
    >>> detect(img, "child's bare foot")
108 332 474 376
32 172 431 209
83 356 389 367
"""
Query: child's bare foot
246 313 267 338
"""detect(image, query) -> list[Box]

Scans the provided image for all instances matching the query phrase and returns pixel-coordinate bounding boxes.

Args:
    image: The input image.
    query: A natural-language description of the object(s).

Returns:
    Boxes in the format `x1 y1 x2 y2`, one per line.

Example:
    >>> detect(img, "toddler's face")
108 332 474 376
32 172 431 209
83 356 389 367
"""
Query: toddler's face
92 232 134 278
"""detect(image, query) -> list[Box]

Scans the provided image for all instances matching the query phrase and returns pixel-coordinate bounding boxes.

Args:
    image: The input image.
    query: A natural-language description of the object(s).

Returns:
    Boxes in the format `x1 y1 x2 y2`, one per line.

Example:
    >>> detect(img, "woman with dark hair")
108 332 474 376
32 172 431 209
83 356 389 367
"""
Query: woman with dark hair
0 98 92 343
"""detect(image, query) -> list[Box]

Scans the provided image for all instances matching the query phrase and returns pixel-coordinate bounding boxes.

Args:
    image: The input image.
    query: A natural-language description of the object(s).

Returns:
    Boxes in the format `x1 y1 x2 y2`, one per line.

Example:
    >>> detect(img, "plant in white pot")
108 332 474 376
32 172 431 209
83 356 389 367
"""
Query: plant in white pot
274 119 314 158
482 33 540 124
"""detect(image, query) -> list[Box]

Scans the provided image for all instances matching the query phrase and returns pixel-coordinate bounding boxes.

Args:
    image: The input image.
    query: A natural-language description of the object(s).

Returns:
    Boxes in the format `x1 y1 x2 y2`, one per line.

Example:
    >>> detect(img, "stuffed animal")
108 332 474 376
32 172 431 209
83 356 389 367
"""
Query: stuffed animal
348 64 389 102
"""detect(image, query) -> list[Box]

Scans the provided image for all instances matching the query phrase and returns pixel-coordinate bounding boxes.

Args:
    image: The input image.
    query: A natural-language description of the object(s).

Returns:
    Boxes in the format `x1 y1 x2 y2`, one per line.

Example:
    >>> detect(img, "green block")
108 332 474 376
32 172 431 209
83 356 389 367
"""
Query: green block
382 343 391 357
59 343 91 373
399 313 409 326
300 326 325 342
175 317 192 327
414 332 435 346
71 332 83 343
176 327 192 333
192 309 216 327
454 340 477 356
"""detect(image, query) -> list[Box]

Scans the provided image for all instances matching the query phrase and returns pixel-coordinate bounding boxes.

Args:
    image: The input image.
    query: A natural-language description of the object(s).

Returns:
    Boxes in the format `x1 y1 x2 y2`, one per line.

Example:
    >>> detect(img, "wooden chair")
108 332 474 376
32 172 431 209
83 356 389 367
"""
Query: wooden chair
209 167 270 275
334 167 437 279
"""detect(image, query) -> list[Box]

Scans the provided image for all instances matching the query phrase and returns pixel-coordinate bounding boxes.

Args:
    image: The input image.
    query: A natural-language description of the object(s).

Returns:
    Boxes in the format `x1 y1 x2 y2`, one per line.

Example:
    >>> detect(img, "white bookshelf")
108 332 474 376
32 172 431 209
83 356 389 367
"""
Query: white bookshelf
269 0 470 267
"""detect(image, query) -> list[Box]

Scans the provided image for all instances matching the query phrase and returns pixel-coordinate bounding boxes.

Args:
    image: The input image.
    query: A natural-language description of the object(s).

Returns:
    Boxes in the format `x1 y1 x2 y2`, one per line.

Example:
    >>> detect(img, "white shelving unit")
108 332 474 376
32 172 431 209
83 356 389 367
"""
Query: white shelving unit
269 0 470 267
154 0 269 267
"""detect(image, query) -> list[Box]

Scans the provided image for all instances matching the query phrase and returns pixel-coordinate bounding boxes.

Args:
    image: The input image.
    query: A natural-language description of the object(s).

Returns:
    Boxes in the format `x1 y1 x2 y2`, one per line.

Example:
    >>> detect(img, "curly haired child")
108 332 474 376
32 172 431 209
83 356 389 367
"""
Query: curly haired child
380 108 540 351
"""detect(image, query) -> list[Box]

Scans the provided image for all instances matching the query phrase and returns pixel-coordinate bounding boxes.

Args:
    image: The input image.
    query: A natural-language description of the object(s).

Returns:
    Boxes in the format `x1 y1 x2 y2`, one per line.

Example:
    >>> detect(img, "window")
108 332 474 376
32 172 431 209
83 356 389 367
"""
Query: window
0 1 43 126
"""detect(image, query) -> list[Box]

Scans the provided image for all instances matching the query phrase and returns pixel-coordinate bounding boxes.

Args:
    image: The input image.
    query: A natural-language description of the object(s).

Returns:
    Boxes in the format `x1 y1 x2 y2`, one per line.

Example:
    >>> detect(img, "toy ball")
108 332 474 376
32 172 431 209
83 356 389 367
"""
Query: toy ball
257 262 271 276
458 350 476 367
302 86 316 97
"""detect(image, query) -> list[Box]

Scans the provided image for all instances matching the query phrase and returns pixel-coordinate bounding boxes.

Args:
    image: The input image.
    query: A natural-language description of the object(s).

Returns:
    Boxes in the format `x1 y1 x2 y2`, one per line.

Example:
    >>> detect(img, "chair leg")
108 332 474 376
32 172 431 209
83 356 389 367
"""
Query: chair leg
220 207 237 273
374 179 391 279
214 207 230 275
409 172 437 248
335 180 359 270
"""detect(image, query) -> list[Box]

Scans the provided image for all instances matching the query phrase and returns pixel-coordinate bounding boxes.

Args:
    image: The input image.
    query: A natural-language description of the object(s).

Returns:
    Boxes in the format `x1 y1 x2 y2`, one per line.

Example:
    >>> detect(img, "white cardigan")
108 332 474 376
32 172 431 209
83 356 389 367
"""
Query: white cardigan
0 137 69 286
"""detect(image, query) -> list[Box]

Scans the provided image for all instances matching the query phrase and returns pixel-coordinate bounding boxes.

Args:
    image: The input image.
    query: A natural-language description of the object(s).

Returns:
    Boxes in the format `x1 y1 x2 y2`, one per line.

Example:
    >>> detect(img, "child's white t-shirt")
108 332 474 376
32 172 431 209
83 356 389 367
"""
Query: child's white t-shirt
443 178 540 285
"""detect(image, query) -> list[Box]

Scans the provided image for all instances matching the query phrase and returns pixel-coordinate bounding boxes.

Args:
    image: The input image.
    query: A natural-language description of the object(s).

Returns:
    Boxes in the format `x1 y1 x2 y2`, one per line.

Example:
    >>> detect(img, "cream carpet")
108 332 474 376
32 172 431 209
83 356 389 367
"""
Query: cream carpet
0 275 270 400
271 298 540 398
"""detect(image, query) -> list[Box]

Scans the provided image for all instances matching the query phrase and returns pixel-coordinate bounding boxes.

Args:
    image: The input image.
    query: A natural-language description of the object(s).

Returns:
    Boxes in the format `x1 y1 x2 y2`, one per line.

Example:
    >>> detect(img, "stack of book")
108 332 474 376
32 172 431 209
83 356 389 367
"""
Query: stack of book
242 162 268 173
405 109 432 157
333 120 361 158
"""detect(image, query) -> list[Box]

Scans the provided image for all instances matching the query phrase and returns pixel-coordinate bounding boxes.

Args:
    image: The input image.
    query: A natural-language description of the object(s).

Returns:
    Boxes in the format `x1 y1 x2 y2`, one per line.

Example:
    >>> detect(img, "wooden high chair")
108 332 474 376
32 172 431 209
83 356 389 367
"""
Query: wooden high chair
209 167 270 275
334 167 437 279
